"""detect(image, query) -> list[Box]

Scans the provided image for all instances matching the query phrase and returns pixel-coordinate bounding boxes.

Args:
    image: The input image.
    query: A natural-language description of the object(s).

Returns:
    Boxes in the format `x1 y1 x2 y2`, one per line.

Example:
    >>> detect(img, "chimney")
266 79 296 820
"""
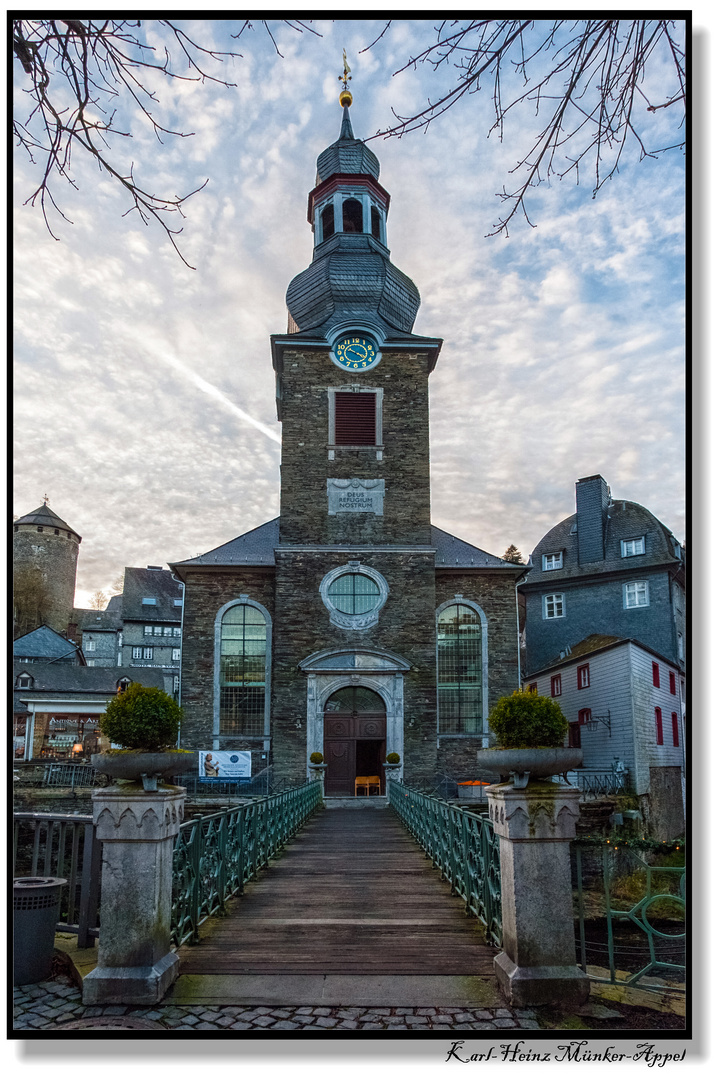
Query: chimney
575 475 609 564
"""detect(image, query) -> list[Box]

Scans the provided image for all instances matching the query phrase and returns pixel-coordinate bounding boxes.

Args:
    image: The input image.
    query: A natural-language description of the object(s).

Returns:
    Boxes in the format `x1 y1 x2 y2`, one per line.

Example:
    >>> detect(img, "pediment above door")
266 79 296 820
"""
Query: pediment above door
299 647 410 674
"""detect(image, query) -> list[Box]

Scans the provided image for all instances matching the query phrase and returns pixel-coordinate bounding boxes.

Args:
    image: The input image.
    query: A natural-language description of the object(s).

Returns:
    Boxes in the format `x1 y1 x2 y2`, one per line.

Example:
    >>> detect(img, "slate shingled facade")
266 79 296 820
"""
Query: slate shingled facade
171 102 523 791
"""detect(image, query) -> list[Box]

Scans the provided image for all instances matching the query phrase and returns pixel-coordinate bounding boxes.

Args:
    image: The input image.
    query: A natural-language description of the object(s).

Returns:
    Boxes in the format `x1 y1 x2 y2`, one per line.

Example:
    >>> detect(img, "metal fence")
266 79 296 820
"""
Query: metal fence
574 841 685 990
42 763 97 789
388 779 502 947
577 770 630 800
171 779 323 947
174 769 275 798
13 812 102 948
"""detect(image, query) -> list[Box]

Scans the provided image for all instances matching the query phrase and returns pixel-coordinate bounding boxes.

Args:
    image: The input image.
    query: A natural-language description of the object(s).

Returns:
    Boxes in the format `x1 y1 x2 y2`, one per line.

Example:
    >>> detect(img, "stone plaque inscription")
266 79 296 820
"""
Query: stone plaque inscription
327 478 385 516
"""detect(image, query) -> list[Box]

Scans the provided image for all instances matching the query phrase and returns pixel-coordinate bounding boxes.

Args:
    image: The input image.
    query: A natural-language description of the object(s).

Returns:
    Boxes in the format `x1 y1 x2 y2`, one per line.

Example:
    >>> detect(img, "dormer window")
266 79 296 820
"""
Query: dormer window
321 203 335 241
342 198 363 233
543 552 563 570
16 673 33 689
621 537 645 557
142 597 157 605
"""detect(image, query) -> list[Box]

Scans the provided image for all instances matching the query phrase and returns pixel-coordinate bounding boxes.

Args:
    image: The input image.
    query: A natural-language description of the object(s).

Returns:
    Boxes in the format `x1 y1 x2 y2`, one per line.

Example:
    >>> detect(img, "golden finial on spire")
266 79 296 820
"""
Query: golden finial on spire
338 48 352 108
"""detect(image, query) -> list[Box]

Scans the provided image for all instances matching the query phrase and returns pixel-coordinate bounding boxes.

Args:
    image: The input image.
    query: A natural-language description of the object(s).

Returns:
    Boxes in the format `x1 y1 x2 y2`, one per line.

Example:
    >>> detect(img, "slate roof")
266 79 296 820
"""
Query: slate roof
315 106 380 184
522 499 684 588
75 607 123 631
120 567 183 622
171 518 520 573
13 625 84 662
14 503 80 539
526 634 678 678
13 662 167 702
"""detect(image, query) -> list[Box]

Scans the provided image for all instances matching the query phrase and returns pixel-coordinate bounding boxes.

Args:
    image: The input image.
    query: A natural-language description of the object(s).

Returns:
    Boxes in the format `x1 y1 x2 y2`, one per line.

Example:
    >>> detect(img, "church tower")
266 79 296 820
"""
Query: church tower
172 86 522 793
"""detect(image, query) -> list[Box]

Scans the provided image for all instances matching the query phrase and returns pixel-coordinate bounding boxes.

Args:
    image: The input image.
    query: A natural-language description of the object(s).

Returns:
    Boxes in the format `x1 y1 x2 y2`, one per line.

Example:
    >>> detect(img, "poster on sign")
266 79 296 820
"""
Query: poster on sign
198 750 252 778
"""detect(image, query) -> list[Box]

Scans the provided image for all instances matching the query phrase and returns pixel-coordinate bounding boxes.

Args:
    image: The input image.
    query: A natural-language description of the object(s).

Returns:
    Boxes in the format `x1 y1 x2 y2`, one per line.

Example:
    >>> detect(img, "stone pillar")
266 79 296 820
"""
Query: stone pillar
82 786 185 1005
486 781 589 1007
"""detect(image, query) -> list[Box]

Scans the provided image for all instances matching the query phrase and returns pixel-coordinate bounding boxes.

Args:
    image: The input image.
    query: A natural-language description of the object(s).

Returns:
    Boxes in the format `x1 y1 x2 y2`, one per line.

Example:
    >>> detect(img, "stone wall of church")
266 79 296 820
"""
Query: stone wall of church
277 348 433 547
179 569 275 756
272 550 438 786
434 570 521 778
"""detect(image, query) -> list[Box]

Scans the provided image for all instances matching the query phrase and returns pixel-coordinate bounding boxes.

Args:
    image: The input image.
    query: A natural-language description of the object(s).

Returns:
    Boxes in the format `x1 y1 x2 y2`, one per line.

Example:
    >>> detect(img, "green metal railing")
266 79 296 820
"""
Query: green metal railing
388 779 502 947
171 780 323 947
574 842 685 990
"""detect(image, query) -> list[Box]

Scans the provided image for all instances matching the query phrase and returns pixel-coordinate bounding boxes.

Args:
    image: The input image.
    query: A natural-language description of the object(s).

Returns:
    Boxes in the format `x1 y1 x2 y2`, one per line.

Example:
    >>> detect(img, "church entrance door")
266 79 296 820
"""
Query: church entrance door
323 686 386 796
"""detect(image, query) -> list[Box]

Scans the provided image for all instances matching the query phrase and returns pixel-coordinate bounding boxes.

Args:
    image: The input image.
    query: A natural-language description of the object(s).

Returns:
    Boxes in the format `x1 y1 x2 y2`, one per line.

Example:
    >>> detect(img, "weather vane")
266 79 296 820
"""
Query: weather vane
43 493 49 505
338 48 352 107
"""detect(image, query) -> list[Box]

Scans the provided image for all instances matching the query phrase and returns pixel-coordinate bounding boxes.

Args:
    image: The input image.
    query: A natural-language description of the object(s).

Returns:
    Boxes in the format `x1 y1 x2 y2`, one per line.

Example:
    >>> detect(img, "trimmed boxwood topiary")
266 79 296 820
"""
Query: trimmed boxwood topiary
309 751 324 764
488 689 568 749
385 752 400 764
99 684 182 751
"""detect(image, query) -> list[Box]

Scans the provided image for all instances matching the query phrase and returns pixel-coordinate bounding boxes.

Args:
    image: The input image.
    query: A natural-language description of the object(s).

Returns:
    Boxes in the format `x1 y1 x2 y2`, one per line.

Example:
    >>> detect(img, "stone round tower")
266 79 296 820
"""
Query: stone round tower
13 501 81 636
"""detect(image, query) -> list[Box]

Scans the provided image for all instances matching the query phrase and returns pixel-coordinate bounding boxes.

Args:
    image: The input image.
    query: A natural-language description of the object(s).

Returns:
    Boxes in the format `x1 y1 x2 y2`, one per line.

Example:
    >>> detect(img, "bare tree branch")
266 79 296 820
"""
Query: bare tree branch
365 19 685 235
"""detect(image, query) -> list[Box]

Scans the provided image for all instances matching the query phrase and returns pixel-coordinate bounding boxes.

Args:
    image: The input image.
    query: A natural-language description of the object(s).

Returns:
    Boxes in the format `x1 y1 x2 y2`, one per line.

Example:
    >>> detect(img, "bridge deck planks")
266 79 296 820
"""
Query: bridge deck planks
178 808 497 975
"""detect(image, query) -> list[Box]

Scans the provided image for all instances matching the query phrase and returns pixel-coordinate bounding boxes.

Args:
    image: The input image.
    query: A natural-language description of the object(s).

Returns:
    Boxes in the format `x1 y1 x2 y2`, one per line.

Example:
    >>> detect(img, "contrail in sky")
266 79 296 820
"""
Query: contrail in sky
151 345 282 445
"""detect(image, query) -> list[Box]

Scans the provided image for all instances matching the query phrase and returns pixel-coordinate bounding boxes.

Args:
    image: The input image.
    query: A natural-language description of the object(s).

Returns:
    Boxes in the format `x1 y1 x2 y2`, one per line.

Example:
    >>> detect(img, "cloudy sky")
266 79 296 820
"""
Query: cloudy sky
13 17 686 608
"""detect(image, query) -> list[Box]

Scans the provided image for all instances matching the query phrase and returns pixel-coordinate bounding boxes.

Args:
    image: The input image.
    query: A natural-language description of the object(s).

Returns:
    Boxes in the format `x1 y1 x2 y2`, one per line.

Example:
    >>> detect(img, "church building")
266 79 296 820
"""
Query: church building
170 91 524 794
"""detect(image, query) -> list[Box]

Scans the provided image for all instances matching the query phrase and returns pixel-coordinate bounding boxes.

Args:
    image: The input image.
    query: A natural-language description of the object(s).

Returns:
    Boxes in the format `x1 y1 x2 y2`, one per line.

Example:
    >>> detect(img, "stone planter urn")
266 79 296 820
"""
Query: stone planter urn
92 751 195 791
476 747 582 789
308 763 328 798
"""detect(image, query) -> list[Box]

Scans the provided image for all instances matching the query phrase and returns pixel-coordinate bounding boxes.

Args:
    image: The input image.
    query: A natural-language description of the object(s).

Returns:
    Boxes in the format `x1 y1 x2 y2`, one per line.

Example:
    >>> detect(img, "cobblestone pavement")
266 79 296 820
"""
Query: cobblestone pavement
14 975 539 1032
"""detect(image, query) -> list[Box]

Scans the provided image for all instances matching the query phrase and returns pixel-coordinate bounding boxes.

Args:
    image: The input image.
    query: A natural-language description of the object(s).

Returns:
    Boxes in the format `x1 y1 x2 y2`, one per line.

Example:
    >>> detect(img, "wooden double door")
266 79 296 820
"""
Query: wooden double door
323 686 386 796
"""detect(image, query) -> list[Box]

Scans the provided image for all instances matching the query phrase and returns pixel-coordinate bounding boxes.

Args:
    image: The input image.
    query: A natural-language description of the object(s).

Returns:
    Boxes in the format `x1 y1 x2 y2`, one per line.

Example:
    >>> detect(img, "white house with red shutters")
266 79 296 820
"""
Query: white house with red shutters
524 634 685 839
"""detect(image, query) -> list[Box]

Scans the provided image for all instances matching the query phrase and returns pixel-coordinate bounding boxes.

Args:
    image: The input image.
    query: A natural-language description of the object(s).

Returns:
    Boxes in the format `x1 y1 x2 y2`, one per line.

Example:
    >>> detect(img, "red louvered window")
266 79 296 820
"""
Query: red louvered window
669 672 676 695
334 392 377 446
671 712 679 746
652 662 660 688
655 707 663 745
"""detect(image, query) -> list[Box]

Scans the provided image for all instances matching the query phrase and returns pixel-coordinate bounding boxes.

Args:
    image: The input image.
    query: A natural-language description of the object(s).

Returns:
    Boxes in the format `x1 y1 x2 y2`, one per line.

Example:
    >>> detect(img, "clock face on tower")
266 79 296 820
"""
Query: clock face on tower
331 333 381 372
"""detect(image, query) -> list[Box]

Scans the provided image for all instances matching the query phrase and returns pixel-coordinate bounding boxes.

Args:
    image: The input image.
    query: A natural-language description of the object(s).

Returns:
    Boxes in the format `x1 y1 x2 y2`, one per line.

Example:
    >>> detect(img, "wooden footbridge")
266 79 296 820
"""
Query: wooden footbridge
177 806 497 977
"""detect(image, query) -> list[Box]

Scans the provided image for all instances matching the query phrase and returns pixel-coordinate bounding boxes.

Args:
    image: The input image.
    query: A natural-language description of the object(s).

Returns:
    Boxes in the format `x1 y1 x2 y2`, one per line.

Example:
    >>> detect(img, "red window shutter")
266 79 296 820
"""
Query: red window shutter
669 672 676 695
334 393 376 446
672 713 679 746
652 662 660 688
655 707 663 744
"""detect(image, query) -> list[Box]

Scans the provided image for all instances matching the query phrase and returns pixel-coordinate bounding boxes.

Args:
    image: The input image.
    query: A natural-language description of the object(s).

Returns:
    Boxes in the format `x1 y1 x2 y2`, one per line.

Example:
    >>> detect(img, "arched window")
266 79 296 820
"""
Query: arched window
437 602 487 735
218 603 268 736
371 205 381 240
321 203 335 241
342 198 363 233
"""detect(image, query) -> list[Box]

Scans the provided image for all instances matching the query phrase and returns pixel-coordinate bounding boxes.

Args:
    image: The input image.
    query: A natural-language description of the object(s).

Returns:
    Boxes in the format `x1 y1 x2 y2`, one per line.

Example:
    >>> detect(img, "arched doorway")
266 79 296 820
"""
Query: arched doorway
323 686 386 796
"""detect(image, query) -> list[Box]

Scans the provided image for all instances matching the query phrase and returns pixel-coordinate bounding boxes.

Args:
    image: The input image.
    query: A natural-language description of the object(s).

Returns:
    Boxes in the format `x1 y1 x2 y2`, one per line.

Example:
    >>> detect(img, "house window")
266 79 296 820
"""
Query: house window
174 598 183 607
551 674 562 697
655 707 663 745
164 626 173 636
145 625 153 636
671 712 679 747
577 664 590 689
624 581 649 608
669 672 676 695
578 708 592 726
173 627 181 637
87 659 95 667
85 641 96 652
543 593 565 619
437 603 486 735
37 526 43 532
621 537 645 557
143 647 153 660
174 675 180 693
172 648 181 662
568 723 581 748
321 202 335 241
54 528 60 535
527 683 537 694
154 626 163 636
142 597 157 605
132 647 142 659
652 662 660 688
543 552 563 570
331 390 380 447
677 632 684 660
219 603 268 737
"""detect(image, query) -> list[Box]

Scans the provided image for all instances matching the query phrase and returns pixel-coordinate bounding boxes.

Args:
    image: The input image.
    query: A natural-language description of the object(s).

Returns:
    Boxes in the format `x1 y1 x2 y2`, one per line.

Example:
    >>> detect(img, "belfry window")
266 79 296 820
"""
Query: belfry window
321 203 335 241
333 392 378 446
437 603 486 735
342 198 363 233
371 206 381 239
219 603 267 736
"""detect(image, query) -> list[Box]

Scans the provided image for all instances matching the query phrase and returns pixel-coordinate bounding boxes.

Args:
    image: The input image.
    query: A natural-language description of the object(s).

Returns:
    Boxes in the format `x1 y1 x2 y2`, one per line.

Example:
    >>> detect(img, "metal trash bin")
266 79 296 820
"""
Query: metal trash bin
13 877 67 985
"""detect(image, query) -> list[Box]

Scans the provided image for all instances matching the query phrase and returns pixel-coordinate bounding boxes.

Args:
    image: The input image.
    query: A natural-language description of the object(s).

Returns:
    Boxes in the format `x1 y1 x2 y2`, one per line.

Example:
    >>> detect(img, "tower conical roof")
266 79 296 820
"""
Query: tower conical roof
14 503 81 539
315 106 380 184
